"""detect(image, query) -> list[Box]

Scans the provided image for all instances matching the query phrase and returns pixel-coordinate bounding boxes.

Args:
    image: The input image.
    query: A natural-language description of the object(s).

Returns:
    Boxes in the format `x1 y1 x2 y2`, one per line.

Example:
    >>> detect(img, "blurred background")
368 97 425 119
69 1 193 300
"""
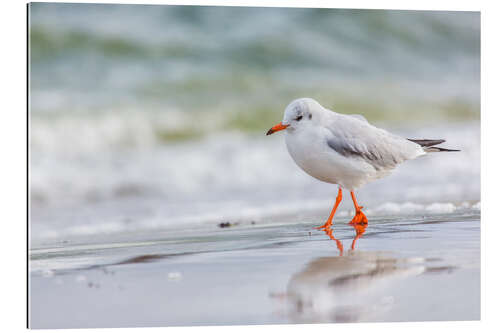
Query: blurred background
29 3 480 244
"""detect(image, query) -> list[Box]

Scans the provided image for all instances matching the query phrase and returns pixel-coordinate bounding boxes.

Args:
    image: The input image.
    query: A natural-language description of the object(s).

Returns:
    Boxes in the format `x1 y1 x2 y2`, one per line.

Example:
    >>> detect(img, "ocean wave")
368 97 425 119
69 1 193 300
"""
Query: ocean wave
30 123 480 243
30 123 479 207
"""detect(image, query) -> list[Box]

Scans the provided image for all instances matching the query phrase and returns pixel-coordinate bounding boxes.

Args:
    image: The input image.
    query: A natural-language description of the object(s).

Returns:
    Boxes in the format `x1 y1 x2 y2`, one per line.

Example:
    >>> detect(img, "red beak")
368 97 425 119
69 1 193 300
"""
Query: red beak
266 122 289 135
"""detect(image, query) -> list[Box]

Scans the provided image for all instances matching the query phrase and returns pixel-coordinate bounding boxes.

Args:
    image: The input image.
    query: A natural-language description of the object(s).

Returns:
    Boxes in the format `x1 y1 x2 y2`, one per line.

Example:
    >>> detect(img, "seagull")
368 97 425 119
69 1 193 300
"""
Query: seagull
266 98 458 229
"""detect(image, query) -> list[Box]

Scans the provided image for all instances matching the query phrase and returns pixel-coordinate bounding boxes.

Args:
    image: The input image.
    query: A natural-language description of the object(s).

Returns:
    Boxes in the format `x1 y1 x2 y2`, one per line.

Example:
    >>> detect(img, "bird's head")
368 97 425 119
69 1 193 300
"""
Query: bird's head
266 98 322 135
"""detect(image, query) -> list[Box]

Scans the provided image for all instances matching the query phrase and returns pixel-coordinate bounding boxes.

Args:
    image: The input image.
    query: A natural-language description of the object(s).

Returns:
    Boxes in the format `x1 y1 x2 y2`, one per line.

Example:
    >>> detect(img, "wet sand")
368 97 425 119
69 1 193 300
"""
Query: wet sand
29 210 480 328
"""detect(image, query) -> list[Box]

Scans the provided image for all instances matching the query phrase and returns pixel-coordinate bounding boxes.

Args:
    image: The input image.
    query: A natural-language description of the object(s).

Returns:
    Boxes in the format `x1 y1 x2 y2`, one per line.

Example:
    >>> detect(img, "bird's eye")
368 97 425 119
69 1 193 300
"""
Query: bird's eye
296 115 303 121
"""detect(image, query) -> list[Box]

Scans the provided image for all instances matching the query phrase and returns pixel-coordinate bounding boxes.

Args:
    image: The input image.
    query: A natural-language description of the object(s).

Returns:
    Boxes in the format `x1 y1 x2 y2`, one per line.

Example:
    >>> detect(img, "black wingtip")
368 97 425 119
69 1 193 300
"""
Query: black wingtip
434 147 460 152
408 139 446 147
424 147 460 152
409 138 459 152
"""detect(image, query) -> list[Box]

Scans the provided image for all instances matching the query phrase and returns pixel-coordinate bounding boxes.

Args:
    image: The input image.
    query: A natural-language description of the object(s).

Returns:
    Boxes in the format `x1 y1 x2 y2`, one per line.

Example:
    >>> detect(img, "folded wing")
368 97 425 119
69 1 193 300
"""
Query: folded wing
325 114 424 171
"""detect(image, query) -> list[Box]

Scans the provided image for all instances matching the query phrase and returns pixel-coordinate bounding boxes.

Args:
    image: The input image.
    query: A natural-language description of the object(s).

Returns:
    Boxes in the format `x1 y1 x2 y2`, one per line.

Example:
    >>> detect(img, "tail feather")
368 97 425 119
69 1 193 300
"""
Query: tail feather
408 138 460 152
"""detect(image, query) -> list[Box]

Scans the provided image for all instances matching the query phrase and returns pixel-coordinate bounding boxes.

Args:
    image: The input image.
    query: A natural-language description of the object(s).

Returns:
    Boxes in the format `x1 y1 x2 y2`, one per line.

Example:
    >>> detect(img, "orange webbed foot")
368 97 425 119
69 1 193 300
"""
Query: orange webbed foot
349 206 368 225
314 222 331 230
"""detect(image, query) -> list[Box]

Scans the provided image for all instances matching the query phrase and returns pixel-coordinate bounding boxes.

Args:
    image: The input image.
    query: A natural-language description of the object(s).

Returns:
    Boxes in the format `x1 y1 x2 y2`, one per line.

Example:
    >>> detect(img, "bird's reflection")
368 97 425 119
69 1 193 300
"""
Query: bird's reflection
278 223 427 323
322 222 367 255
350 222 367 251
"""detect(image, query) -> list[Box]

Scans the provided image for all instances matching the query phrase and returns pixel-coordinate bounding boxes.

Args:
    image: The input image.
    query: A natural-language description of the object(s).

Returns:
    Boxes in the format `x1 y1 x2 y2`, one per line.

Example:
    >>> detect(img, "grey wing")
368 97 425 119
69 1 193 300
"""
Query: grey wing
325 115 422 170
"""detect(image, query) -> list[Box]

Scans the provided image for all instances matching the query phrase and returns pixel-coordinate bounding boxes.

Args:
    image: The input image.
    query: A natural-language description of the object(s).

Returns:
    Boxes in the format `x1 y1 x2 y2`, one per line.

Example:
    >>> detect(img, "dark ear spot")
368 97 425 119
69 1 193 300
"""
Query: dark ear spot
308 113 312 119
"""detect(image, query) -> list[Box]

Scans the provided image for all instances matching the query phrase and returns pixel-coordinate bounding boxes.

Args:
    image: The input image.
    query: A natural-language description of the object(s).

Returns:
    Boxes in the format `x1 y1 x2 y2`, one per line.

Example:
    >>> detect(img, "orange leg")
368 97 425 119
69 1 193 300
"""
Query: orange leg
349 191 368 225
315 187 342 230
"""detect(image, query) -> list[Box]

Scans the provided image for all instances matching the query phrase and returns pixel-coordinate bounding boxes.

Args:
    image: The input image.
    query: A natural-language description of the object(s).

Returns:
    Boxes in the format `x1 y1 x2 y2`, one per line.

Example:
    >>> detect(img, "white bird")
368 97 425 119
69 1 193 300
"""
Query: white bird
266 98 458 229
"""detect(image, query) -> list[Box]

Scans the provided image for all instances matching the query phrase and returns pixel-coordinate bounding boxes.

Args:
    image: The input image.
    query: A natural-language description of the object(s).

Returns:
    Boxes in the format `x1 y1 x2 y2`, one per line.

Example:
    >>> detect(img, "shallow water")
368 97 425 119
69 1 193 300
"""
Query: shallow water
29 211 480 328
